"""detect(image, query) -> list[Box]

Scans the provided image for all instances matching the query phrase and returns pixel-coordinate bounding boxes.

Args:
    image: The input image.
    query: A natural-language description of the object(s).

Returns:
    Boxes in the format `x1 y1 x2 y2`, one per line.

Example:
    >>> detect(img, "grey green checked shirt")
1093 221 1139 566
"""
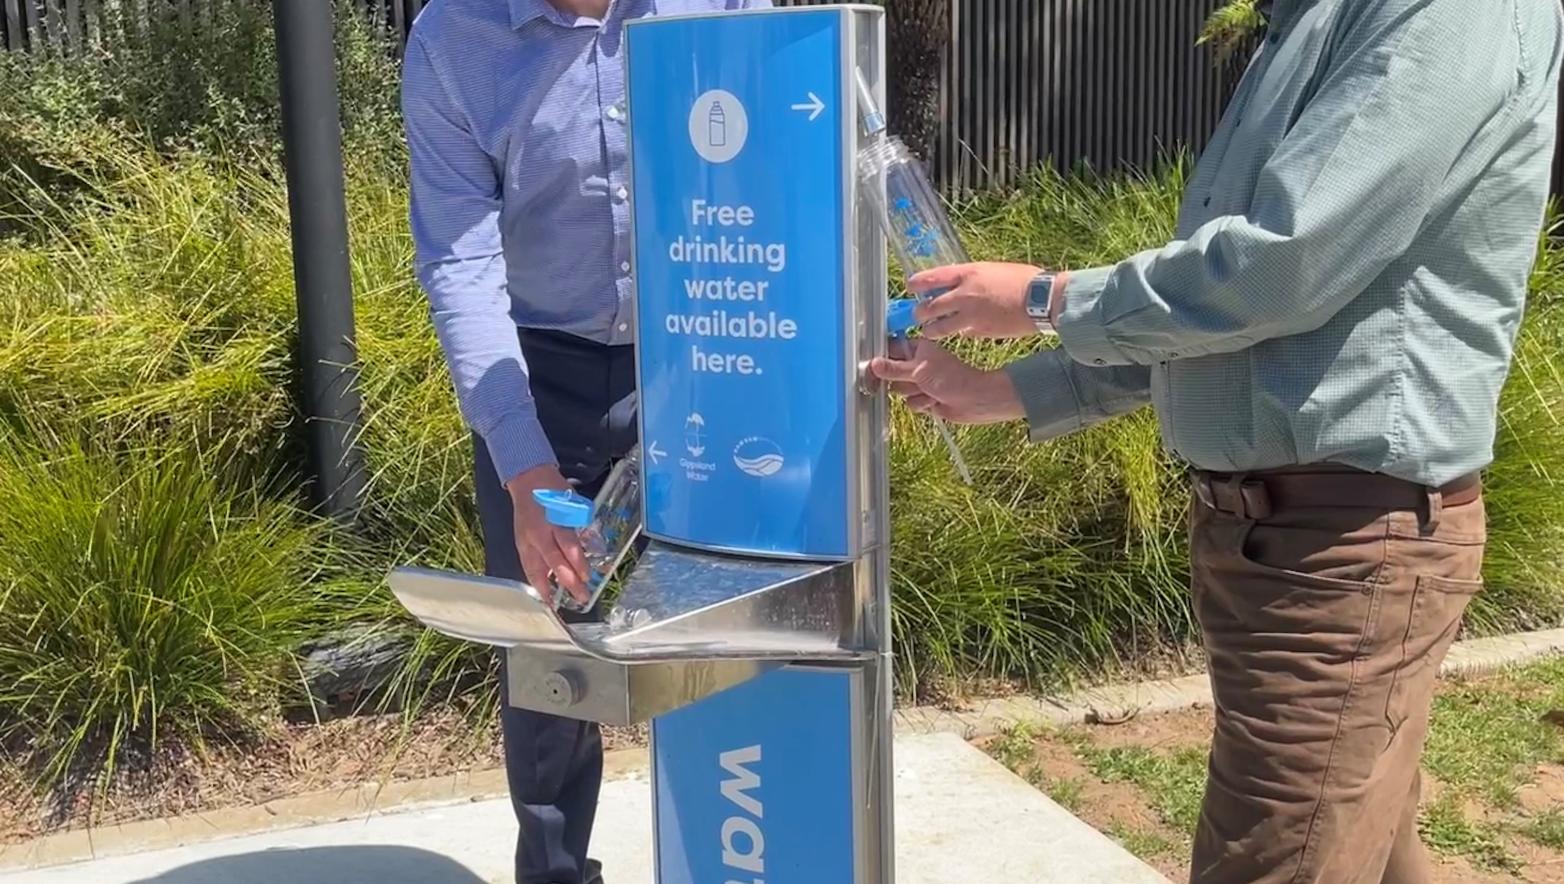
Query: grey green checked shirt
1009 0 1564 487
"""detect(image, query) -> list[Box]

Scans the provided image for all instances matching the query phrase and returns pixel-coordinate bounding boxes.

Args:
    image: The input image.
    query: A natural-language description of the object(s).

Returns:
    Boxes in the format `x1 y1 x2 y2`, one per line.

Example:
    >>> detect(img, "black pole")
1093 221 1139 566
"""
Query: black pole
274 0 365 520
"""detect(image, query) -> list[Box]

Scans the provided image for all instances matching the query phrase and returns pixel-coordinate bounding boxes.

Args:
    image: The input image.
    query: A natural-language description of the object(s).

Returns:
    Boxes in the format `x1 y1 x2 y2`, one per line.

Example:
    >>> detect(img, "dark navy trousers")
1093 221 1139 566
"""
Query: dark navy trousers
473 328 637 884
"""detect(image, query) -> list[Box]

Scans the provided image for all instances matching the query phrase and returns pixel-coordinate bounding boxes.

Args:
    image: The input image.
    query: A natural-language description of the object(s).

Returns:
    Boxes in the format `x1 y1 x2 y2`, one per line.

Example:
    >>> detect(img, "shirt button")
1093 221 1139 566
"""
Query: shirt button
618 323 629 333
606 105 623 121
620 261 631 272
616 186 629 202
1093 358 1107 366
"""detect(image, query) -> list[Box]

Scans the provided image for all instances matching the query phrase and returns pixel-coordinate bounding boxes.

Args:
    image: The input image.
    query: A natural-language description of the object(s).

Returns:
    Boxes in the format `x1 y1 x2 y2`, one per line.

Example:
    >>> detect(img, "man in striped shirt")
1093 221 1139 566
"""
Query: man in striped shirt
404 1 768 882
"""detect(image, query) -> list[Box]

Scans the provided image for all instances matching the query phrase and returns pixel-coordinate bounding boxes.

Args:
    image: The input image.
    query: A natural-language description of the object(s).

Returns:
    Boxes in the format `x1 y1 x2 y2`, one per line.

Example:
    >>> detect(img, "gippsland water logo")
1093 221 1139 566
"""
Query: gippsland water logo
732 437 784 478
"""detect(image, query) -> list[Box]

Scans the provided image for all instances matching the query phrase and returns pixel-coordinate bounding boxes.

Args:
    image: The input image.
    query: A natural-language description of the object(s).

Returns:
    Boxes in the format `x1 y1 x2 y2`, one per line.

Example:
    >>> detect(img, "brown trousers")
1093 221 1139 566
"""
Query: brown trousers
1188 467 1485 884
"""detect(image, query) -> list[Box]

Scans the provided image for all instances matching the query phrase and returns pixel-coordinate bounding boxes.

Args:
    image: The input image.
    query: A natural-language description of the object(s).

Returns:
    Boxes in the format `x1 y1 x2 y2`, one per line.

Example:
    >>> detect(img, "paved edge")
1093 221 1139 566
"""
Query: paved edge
0 751 649 871
895 627 1564 741
6 627 1562 871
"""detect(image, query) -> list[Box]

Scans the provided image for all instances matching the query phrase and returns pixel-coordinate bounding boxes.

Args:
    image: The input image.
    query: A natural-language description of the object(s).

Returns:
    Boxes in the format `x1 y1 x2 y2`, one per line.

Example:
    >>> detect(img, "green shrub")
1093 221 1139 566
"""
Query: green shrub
0 144 490 724
0 145 298 464
1475 217 1564 631
3 136 1563 784
1199 0 1265 64
0 0 403 223
0 424 335 782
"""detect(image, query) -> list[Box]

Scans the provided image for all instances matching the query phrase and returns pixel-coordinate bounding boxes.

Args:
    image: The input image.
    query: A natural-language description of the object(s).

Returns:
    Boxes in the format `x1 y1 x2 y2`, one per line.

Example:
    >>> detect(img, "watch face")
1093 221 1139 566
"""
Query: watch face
1028 276 1053 317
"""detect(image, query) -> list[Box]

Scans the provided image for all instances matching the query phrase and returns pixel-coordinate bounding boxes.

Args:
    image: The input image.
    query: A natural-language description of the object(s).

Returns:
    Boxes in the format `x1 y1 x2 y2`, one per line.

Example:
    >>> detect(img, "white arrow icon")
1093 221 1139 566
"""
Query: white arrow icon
791 92 826 122
647 441 667 465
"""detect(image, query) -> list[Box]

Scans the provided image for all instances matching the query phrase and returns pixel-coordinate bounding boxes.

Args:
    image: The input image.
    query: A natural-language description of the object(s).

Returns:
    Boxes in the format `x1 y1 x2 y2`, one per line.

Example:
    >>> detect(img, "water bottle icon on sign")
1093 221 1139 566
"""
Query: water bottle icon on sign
708 100 727 148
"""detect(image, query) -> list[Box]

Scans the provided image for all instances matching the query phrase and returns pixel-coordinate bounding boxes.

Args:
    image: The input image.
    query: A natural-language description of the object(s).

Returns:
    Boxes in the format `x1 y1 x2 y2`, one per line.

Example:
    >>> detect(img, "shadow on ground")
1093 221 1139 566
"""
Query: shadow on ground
126 845 488 884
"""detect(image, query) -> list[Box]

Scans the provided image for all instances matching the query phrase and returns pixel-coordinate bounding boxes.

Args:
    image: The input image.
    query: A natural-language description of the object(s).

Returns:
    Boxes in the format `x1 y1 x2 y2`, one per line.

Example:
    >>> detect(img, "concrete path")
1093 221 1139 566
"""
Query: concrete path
0 734 1166 884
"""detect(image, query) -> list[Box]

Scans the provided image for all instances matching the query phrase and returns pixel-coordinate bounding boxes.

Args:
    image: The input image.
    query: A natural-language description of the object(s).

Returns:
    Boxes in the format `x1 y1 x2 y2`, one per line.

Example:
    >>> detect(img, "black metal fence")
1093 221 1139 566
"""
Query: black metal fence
6 0 1243 193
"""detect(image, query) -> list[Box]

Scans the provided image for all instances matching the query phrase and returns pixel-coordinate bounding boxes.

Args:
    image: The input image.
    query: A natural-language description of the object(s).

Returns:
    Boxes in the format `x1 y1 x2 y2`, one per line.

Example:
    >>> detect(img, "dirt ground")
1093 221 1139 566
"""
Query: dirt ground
0 709 646 844
981 698 1564 883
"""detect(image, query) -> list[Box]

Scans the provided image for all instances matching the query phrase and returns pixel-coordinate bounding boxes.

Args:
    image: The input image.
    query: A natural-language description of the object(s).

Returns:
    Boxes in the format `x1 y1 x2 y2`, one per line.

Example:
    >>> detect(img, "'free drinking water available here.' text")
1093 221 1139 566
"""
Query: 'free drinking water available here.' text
663 199 799 375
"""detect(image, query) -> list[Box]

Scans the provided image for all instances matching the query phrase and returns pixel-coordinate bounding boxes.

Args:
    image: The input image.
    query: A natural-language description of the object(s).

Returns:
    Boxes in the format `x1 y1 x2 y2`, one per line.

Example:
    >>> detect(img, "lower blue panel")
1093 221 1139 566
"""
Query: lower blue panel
652 667 860 884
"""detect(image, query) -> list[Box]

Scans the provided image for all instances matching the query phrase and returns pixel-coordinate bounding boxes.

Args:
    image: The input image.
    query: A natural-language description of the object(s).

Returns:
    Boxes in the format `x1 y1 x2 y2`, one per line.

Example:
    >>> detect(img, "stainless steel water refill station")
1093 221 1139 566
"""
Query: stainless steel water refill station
388 6 894 882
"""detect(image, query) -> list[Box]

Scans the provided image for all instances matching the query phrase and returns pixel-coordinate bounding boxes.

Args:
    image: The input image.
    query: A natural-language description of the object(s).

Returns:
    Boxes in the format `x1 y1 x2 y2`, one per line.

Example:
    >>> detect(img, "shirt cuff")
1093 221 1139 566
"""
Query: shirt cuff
1004 348 1087 443
483 411 558 487
1054 264 1136 368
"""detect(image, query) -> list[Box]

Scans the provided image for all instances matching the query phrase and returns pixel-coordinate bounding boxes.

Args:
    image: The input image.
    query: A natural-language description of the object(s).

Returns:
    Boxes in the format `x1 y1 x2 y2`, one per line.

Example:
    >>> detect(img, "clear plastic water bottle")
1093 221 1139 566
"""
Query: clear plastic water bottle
857 136 971 297
532 446 642 614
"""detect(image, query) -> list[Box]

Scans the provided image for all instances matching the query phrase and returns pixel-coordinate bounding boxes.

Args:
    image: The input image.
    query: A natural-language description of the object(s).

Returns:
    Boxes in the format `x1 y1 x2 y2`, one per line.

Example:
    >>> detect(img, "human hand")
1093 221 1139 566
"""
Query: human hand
869 338 1025 425
908 262 1049 340
506 464 592 607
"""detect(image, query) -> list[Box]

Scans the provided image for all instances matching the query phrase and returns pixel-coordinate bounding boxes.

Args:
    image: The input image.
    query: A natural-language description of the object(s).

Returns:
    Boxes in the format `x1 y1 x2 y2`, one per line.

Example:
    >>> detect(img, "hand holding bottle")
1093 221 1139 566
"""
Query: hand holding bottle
506 464 592 608
909 262 1061 341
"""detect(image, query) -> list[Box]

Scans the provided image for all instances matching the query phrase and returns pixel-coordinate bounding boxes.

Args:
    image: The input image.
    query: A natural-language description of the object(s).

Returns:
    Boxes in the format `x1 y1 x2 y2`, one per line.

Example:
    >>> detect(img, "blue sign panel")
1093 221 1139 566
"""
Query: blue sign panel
627 10 851 559
653 667 859 884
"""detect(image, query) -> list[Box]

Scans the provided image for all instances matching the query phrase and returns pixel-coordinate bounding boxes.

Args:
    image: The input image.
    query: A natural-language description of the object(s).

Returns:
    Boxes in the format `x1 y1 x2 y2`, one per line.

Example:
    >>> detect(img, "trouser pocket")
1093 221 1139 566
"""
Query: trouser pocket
1383 574 1482 735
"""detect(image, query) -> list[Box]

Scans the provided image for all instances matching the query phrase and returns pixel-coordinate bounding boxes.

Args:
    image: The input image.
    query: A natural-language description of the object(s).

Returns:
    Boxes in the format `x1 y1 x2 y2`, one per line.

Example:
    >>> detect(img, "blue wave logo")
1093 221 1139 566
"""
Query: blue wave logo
732 437 784 478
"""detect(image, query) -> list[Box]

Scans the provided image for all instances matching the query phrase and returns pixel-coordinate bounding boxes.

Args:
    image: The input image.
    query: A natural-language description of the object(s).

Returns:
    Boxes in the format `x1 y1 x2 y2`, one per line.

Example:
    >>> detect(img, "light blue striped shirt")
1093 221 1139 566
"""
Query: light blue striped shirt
404 0 770 485
1009 0 1563 487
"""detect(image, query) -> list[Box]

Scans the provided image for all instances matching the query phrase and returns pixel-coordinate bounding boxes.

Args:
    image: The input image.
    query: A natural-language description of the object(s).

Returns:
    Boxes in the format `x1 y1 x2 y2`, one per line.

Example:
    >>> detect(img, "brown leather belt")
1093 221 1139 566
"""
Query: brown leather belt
1191 466 1482 522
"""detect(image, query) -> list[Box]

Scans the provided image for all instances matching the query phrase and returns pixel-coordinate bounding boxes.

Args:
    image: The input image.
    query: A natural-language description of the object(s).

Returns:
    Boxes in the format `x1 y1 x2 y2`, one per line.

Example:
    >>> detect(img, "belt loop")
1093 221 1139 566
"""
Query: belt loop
1423 486 1444 534
1226 475 1247 519
1192 471 1215 511
1240 480 1274 521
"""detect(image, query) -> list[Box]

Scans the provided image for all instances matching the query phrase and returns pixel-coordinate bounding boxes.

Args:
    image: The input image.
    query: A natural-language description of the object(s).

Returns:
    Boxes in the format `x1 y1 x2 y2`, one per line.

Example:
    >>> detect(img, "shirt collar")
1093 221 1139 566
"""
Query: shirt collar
511 0 625 29
509 0 553 28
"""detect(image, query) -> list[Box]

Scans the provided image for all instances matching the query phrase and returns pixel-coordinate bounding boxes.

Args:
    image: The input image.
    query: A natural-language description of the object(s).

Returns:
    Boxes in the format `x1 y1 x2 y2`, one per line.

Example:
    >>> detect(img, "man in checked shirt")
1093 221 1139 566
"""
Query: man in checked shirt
872 0 1564 881
402 1 769 882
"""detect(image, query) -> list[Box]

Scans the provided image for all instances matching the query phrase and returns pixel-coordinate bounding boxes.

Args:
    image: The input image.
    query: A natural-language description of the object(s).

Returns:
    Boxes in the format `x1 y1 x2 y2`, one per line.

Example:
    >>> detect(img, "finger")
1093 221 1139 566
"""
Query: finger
906 264 969 296
889 381 924 399
912 289 964 324
553 528 594 605
918 311 969 340
541 541 589 605
905 393 940 413
869 355 920 383
519 547 557 606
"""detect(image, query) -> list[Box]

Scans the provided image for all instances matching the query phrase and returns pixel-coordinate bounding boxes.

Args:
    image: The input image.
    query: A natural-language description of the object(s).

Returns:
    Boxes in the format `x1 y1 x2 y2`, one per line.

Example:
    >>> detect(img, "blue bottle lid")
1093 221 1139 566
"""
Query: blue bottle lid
887 298 920 339
532 489 593 529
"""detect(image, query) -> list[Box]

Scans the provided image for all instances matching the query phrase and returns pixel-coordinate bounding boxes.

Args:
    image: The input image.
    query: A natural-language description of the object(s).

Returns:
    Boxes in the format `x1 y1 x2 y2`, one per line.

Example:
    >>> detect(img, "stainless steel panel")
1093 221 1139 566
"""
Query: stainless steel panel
504 647 773 726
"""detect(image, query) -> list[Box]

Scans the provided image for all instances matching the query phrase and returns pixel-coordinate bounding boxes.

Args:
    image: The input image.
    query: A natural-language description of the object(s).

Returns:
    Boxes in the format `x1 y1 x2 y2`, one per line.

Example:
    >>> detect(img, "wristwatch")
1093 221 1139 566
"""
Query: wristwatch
1026 272 1060 332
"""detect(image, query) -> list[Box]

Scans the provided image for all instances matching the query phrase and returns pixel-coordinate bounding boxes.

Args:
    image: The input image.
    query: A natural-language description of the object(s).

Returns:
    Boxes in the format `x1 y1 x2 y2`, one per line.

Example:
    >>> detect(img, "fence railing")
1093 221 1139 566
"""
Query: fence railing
6 0 1246 194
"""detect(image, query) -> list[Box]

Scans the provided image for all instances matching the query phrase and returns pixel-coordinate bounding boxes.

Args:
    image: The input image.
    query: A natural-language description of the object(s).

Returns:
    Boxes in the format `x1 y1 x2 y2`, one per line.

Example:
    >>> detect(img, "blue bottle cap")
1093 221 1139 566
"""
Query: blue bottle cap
887 299 920 339
532 489 593 529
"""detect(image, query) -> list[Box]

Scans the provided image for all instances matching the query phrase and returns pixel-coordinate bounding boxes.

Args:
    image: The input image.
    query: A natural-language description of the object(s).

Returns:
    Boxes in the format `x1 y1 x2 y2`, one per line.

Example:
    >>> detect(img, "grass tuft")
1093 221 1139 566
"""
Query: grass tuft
0 424 335 784
1419 797 1519 871
1523 808 1564 850
1071 739 1209 837
1108 822 1179 862
1423 660 1564 807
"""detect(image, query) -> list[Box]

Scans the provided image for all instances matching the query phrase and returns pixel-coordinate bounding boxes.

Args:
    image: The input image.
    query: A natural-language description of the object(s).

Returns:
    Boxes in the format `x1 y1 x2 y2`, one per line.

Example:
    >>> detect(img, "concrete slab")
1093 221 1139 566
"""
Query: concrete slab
0 734 1165 884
